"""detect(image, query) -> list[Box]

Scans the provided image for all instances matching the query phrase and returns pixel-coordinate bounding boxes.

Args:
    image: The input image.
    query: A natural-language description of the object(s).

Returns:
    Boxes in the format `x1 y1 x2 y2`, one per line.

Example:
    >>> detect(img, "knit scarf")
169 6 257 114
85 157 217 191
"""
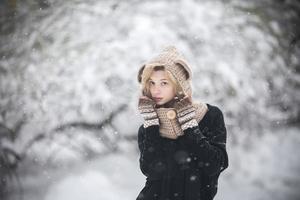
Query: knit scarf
154 101 208 139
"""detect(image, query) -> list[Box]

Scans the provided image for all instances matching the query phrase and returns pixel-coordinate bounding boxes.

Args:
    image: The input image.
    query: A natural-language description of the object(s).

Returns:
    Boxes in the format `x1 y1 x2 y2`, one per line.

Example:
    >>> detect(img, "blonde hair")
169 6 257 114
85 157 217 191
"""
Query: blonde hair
141 65 183 98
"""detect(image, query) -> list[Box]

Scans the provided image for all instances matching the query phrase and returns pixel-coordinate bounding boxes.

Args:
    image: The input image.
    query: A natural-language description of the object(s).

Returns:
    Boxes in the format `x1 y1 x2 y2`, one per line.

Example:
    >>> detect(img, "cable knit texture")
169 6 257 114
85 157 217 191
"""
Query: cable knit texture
156 101 208 139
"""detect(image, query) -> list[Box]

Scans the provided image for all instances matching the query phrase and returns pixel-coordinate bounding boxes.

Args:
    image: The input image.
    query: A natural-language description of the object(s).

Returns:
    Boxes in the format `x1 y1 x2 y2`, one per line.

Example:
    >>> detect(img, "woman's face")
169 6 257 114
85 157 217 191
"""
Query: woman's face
149 70 176 105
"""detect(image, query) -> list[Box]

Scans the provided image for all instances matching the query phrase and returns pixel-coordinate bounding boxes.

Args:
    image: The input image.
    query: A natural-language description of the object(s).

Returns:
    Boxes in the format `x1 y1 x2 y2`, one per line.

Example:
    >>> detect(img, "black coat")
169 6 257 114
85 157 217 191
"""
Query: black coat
136 103 229 200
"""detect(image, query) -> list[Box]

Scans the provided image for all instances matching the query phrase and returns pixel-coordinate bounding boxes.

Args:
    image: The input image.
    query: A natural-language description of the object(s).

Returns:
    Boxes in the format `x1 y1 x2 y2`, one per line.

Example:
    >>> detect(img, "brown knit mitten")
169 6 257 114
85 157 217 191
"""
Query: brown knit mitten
173 95 198 131
138 96 159 128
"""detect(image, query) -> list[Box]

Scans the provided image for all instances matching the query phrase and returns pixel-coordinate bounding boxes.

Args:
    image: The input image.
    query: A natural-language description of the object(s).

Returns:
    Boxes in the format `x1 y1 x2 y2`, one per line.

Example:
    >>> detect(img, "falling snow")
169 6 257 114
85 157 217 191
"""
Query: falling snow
1 0 300 200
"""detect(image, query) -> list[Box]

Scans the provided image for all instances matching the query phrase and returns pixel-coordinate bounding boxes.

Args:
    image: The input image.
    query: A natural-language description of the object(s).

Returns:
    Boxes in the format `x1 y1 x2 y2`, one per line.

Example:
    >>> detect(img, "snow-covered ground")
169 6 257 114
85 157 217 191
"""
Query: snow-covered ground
6 126 300 200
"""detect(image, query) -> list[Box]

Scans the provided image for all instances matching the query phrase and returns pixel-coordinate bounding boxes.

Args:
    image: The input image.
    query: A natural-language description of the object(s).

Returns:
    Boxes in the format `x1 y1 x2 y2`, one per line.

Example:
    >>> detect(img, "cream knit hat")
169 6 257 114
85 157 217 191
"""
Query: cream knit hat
137 46 193 97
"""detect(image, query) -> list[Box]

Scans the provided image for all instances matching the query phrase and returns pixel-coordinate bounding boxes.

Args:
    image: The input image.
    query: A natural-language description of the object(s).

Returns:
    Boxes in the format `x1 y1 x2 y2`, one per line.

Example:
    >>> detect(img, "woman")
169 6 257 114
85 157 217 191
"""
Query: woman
136 46 229 200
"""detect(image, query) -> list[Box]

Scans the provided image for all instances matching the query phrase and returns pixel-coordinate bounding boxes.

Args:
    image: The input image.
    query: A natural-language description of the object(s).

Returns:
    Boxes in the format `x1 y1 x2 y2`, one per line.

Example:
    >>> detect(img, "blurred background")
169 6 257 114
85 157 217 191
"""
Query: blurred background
0 0 300 199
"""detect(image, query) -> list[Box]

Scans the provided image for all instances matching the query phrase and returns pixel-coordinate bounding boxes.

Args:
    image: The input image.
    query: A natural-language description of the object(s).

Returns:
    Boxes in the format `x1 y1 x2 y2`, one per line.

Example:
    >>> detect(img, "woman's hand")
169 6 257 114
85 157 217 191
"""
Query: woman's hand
173 95 198 131
173 95 193 110
138 96 159 128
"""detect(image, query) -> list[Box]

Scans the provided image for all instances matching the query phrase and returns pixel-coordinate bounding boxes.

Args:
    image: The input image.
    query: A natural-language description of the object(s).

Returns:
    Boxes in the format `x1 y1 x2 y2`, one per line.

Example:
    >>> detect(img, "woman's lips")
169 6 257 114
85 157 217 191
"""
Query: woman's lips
154 97 163 102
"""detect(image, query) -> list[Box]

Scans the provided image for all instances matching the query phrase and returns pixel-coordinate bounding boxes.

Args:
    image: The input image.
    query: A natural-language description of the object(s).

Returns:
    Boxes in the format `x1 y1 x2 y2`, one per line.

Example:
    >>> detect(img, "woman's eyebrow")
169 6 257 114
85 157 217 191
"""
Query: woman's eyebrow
149 78 168 81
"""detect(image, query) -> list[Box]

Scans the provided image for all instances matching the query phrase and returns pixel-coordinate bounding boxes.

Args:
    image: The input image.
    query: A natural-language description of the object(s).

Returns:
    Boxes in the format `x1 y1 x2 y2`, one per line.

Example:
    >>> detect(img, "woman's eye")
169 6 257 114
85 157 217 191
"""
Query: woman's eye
161 82 168 85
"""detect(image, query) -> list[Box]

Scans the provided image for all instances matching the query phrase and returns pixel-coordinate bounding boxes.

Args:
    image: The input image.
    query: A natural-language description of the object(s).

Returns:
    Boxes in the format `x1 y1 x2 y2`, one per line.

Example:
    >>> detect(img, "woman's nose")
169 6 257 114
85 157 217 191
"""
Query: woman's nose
153 86 161 95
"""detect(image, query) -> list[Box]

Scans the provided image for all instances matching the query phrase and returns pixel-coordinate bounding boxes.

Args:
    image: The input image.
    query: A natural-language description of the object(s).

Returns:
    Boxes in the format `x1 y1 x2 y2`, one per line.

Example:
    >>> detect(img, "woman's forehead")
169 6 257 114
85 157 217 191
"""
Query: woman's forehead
150 70 169 80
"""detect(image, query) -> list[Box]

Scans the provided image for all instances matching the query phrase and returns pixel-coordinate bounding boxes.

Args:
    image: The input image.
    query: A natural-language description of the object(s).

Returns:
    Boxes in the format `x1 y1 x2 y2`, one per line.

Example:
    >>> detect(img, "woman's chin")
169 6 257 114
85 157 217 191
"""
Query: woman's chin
155 101 166 108
155 100 175 108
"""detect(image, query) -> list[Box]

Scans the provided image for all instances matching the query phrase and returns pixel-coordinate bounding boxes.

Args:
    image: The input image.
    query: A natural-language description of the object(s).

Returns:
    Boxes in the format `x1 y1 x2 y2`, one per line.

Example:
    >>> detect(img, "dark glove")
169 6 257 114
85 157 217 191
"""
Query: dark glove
173 95 198 131
138 96 159 128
